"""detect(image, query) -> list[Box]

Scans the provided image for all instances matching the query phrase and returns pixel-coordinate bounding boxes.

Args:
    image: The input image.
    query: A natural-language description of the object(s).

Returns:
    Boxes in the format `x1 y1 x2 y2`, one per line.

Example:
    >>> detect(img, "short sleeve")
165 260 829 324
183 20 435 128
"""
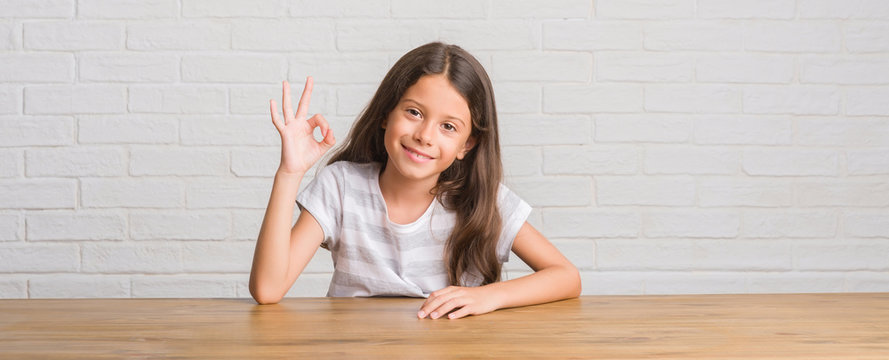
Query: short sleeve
495 183 532 263
295 162 345 250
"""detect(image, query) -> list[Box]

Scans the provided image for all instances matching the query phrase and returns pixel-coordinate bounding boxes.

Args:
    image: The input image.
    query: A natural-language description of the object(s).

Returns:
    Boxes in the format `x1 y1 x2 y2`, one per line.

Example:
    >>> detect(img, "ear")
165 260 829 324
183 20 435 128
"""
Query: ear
456 136 477 160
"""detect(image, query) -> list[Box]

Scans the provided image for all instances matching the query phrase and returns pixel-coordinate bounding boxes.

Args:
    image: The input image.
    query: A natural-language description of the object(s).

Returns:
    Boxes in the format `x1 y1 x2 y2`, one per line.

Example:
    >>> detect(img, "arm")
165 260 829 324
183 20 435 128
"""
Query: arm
248 77 335 304
418 221 581 319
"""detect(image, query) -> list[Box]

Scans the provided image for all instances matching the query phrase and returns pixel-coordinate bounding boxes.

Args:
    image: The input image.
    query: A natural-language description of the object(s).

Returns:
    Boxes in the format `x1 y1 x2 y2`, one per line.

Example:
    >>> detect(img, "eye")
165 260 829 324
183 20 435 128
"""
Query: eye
407 108 421 118
441 123 456 132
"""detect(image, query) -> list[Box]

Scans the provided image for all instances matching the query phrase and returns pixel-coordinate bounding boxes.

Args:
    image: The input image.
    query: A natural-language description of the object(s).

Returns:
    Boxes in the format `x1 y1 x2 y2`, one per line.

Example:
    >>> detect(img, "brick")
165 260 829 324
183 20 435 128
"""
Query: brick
743 86 840 115
232 20 334 51
231 84 334 115
79 53 178 82
0 0 74 18
182 55 286 83
182 0 284 18
698 0 795 19
335 85 376 117
0 116 73 146
131 211 230 240
797 181 889 207
542 209 639 238
0 179 76 209
78 0 176 19
0 54 73 82
742 211 837 238
848 149 889 175
578 272 645 295
745 22 841 53
127 22 230 50
508 177 592 207
27 212 126 241
596 239 792 270
25 85 126 114
0 22 18 50
134 275 239 297
597 52 693 82
83 243 181 273
543 146 638 175
79 115 177 144
492 52 591 82
800 0 889 19
499 115 591 146
231 148 278 177
187 178 273 209
0 149 22 178
845 212 889 238
544 85 643 113
743 149 839 176
439 21 538 51
694 116 793 145
802 56 889 85
81 178 184 208
0 243 80 272
643 211 739 238
698 178 793 207
795 240 889 270
645 85 740 113
26 147 126 177
597 176 695 206
24 21 121 50
846 273 889 292
847 87 889 115
748 273 845 293
29 275 130 298
129 86 227 114
131 147 228 176
846 22 889 52
0 279 26 298
181 115 277 146
595 115 691 143
502 146 542 177
597 0 694 19
0 85 21 114
182 241 255 272
797 117 889 147
494 82 540 115
643 272 748 295
289 0 388 17
543 21 641 50
0 213 22 241
391 0 485 18
696 54 794 84
337 21 438 51
290 53 390 84
644 147 738 175
492 0 591 18
644 21 743 50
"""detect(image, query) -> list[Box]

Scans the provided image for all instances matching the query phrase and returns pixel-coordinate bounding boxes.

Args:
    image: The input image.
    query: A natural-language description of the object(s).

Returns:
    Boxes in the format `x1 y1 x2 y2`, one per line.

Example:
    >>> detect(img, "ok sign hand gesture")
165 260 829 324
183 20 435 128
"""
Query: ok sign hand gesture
270 77 336 176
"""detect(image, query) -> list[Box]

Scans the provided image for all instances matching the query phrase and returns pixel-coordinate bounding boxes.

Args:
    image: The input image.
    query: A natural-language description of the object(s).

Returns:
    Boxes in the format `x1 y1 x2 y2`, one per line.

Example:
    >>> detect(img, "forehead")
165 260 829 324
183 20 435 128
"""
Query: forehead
401 74 471 121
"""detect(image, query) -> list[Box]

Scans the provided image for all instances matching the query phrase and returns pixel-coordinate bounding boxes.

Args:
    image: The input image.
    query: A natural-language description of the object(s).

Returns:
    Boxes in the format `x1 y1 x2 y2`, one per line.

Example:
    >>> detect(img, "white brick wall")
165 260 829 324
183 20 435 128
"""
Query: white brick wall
1 0 888 299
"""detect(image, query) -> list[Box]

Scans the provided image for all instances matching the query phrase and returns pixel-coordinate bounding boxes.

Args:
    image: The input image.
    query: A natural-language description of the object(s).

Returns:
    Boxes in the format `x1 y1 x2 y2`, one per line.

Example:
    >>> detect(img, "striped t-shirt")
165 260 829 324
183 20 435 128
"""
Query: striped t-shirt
296 161 532 298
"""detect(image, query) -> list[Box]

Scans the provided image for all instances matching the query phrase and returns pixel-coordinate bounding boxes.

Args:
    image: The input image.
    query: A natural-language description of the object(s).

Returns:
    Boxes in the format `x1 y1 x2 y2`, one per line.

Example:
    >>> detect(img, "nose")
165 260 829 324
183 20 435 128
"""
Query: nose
413 118 435 145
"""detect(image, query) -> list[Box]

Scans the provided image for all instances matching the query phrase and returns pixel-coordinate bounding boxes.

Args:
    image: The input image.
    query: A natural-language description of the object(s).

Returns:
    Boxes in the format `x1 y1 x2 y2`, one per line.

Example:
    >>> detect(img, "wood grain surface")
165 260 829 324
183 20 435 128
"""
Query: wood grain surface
1 293 888 359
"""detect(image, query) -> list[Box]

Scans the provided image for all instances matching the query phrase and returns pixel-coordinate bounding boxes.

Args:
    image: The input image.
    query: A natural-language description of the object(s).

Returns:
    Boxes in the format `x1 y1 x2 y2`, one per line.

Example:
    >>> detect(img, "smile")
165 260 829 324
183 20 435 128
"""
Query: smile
402 145 433 162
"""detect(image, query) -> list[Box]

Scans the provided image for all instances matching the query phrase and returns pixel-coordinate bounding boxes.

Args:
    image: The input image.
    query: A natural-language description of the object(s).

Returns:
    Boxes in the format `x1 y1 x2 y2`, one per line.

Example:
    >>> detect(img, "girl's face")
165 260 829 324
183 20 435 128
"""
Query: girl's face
381 74 476 185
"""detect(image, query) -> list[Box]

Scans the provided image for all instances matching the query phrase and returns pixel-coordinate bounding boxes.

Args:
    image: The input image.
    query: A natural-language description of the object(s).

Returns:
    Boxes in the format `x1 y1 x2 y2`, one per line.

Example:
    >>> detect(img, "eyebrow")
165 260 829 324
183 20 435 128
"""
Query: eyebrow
402 98 467 127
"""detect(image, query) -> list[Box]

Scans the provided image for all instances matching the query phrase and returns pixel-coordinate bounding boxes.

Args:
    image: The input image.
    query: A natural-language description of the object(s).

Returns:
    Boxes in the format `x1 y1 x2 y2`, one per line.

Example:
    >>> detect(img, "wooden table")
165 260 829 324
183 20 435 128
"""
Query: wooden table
1 293 887 359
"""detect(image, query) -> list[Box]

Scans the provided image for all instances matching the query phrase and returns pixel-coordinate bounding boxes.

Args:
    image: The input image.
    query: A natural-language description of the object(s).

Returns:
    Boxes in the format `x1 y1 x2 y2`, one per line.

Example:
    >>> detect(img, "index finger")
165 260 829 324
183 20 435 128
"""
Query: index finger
295 76 314 120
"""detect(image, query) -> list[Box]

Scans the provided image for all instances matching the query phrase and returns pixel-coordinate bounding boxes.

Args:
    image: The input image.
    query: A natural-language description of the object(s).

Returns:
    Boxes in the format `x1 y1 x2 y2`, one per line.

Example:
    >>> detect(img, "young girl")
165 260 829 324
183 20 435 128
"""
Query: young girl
249 42 581 320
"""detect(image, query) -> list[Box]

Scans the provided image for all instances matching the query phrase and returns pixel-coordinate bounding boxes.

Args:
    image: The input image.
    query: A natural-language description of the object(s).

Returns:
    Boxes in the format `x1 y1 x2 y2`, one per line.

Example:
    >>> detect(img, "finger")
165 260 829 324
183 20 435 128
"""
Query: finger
269 100 282 131
282 80 293 123
295 76 313 121
307 114 330 140
447 306 472 320
430 297 464 320
419 287 460 318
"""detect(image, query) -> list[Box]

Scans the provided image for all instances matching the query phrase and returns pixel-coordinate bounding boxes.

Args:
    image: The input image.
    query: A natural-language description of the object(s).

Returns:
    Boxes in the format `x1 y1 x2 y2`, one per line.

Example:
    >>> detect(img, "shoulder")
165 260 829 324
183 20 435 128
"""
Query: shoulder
321 161 379 179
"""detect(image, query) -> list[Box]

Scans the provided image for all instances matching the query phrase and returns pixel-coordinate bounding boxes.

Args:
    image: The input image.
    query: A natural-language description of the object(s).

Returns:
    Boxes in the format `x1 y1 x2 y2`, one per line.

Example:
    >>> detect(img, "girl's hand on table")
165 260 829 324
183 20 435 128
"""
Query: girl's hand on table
418 286 502 320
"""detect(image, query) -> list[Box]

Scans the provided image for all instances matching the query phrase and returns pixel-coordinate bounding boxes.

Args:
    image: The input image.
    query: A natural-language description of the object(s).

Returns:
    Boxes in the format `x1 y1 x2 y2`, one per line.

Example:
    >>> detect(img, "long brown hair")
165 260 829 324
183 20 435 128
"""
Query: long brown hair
327 42 504 286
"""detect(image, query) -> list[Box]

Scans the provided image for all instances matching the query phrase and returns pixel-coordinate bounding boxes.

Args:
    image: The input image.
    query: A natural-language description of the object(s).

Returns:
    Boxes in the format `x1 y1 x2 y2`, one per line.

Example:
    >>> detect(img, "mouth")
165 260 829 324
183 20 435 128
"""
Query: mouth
402 144 433 162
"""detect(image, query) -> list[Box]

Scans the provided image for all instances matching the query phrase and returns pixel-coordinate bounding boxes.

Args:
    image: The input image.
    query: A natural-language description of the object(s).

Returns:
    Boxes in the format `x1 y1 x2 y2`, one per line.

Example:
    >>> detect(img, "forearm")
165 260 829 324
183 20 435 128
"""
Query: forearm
249 169 305 301
488 264 581 310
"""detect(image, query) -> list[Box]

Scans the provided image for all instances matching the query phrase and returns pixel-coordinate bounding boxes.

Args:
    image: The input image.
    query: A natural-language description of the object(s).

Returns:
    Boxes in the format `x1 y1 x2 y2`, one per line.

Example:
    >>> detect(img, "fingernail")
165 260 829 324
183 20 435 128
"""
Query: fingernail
448 313 456 319
417 311 425 318
430 312 439 319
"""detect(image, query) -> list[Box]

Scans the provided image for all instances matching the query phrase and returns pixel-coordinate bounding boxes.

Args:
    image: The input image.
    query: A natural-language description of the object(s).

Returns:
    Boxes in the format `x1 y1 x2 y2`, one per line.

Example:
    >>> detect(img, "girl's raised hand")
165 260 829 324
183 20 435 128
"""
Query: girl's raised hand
270 77 336 176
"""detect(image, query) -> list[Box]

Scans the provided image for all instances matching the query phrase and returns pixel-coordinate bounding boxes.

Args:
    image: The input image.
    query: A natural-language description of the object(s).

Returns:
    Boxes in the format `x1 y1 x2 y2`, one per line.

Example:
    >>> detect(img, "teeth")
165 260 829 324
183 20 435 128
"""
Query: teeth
408 148 430 159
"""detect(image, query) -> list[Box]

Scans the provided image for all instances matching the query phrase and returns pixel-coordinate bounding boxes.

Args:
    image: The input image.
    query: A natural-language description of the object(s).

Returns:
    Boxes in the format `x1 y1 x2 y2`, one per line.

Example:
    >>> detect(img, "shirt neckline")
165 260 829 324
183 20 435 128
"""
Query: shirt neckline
370 162 437 233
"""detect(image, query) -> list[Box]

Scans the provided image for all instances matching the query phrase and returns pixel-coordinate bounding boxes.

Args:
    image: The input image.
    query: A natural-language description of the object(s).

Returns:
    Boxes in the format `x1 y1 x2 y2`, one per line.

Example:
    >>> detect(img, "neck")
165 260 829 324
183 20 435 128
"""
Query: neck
378 162 438 207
